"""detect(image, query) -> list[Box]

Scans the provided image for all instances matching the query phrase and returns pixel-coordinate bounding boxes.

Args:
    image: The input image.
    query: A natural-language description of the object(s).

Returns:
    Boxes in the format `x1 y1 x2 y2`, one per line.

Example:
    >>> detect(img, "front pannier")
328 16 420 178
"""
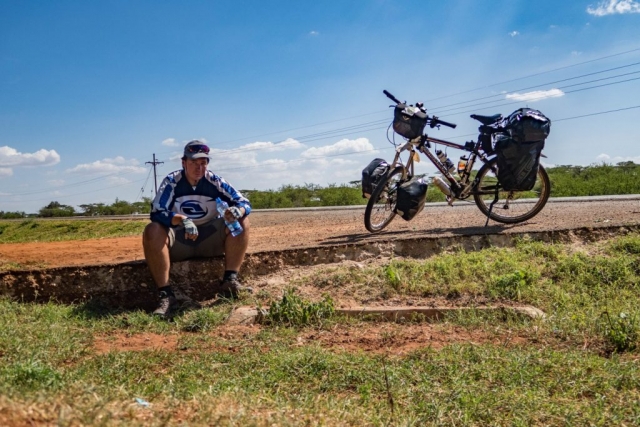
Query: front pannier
393 104 428 140
361 158 389 198
394 177 428 221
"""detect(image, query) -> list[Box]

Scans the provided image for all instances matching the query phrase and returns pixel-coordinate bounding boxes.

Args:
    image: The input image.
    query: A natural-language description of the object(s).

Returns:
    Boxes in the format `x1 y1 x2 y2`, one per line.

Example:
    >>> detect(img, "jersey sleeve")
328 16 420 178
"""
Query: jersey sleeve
213 175 252 216
150 174 178 226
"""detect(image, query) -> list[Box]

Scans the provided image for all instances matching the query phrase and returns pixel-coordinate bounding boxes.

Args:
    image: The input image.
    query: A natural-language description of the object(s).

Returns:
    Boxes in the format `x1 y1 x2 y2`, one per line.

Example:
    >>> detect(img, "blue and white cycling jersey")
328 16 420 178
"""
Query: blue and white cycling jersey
150 169 251 227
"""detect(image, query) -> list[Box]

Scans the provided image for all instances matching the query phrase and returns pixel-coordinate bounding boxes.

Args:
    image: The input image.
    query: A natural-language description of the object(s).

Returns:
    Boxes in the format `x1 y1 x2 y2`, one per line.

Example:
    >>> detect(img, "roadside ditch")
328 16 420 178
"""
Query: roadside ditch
0 224 637 311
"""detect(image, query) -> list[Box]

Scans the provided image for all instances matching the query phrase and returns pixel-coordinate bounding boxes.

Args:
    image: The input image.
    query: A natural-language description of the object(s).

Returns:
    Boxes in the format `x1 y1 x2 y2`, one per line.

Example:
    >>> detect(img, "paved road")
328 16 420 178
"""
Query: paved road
250 195 640 252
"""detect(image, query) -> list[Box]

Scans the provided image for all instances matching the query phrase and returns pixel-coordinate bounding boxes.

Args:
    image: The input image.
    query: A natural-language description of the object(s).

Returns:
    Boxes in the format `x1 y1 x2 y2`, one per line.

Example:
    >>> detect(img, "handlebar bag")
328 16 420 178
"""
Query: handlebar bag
394 177 428 221
502 108 551 142
393 104 428 140
362 158 389 198
495 134 545 191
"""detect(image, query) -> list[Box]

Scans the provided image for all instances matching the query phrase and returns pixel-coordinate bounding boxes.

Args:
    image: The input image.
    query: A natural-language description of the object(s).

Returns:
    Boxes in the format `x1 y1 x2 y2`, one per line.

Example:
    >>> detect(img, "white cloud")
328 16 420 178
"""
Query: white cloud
200 137 381 191
509 31 520 37
571 51 583 56
0 167 13 177
300 138 374 158
47 179 65 186
309 31 319 36
241 138 304 153
162 138 178 146
66 156 147 175
505 88 565 102
587 0 640 16
0 146 60 167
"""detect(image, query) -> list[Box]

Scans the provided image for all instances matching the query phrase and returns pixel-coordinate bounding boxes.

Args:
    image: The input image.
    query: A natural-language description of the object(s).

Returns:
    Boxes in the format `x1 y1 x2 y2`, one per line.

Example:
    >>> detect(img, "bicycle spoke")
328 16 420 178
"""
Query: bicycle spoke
473 158 550 223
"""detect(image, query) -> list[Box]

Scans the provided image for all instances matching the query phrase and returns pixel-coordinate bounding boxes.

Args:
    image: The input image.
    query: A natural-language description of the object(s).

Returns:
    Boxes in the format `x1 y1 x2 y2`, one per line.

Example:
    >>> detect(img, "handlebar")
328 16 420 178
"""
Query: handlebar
430 117 457 129
383 89 457 129
383 90 401 105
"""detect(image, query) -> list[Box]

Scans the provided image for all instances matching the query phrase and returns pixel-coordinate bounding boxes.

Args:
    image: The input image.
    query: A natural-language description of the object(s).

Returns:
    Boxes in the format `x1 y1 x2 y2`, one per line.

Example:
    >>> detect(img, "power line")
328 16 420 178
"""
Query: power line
554 105 640 122
425 46 640 102
430 62 640 111
431 71 640 116
3 177 149 204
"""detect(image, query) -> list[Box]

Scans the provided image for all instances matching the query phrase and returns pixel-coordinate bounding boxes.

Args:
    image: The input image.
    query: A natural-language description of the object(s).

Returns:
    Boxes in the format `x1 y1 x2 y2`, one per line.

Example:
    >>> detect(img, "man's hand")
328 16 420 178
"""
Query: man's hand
225 206 244 219
181 217 198 241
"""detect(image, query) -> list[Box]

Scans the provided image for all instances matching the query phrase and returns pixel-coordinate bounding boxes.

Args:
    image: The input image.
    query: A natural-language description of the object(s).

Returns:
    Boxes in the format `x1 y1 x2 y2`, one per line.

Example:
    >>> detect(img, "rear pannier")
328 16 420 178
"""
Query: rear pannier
394 177 428 221
361 158 389 198
393 104 428 140
494 108 550 191
494 135 545 191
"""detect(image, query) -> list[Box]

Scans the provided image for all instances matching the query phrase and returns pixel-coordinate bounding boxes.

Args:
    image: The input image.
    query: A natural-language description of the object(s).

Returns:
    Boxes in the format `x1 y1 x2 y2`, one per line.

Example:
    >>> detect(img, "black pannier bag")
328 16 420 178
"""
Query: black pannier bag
394 177 428 221
393 103 428 140
494 108 550 191
494 134 545 192
361 158 389 198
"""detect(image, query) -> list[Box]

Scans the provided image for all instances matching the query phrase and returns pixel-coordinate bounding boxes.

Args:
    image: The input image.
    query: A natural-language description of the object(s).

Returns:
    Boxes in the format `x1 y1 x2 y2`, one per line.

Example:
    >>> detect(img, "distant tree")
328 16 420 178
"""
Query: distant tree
78 203 100 216
38 201 76 217
0 211 26 219
317 183 365 206
132 197 152 214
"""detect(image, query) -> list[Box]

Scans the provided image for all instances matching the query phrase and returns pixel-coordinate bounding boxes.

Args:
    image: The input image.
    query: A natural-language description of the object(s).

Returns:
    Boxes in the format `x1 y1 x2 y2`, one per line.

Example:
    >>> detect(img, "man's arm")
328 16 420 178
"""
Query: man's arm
150 175 179 227
214 175 252 217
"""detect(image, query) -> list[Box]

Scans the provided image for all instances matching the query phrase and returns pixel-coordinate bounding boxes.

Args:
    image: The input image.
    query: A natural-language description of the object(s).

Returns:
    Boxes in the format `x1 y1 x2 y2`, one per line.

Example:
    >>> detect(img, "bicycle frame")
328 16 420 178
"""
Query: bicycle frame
388 133 494 202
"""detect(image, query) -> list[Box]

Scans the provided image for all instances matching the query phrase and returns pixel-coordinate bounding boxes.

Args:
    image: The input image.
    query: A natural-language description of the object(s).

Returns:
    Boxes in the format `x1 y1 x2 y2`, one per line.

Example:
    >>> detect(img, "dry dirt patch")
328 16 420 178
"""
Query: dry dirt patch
94 332 178 354
92 323 533 356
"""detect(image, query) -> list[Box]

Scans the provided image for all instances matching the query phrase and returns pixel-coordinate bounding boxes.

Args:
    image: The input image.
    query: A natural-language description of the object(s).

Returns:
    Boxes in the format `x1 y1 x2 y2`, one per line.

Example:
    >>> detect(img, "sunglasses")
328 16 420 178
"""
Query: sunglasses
186 144 210 154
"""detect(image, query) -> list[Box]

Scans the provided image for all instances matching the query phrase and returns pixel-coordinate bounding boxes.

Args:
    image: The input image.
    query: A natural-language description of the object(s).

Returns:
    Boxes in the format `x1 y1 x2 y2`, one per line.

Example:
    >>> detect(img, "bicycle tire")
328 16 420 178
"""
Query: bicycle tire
364 167 404 233
473 157 551 224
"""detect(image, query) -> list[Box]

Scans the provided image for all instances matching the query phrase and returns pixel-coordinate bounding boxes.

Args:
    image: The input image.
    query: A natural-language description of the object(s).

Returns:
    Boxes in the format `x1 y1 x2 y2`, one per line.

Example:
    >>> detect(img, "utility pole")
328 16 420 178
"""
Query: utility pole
146 154 164 195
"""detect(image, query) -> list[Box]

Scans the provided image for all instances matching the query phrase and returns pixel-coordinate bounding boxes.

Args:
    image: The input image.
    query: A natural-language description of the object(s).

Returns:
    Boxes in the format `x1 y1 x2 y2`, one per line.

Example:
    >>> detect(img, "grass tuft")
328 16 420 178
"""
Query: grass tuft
597 311 639 353
258 288 335 327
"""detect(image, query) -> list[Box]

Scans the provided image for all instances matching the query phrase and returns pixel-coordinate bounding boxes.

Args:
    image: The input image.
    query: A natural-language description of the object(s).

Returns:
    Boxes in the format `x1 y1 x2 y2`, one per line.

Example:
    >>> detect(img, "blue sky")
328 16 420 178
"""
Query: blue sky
1 0 639 214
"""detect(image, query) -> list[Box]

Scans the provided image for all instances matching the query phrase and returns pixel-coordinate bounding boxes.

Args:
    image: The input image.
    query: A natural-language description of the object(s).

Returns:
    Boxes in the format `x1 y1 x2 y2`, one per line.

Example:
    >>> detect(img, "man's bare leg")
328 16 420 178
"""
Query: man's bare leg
224 217 250 272
142 222 171 288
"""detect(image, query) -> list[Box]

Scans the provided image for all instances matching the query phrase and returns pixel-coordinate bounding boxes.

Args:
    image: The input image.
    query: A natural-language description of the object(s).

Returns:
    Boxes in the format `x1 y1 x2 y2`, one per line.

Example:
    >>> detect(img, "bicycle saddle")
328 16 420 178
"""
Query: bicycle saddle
470 114 502 125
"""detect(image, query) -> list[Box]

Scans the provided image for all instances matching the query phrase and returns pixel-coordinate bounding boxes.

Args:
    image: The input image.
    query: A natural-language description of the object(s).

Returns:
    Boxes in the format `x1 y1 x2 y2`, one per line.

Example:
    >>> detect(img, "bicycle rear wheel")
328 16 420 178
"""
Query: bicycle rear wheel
473 157 550 224
364 167 404 233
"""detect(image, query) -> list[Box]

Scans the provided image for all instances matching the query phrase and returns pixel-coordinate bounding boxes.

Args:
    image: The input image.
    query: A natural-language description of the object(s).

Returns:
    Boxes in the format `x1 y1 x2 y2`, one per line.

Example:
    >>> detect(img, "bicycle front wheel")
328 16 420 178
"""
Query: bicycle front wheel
473 157 550 224
364 167 404 233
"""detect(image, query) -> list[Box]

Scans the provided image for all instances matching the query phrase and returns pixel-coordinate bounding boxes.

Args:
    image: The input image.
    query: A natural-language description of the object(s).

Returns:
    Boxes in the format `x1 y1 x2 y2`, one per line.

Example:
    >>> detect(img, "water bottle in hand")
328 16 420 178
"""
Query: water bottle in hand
215 197 243 237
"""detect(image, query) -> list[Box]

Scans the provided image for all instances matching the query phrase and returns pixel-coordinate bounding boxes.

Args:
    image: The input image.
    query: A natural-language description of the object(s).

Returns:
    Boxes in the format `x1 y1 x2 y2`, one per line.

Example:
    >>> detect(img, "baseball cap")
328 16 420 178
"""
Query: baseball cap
183 140 210 160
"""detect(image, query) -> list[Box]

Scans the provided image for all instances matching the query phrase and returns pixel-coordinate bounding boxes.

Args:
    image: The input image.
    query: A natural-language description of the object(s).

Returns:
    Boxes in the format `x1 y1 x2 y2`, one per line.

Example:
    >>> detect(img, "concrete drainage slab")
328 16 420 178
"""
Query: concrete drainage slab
227 305 545 325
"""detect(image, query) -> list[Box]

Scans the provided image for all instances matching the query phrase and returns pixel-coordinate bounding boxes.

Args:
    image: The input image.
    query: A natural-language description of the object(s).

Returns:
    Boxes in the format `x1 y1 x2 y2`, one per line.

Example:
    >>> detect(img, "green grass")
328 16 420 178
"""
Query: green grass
0 219 148 243
1 234 640 425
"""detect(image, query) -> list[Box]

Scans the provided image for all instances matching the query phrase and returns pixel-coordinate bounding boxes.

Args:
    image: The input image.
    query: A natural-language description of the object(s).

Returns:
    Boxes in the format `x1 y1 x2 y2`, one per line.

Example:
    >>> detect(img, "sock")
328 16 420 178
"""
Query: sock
223 270 238 281
158 285 175 298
